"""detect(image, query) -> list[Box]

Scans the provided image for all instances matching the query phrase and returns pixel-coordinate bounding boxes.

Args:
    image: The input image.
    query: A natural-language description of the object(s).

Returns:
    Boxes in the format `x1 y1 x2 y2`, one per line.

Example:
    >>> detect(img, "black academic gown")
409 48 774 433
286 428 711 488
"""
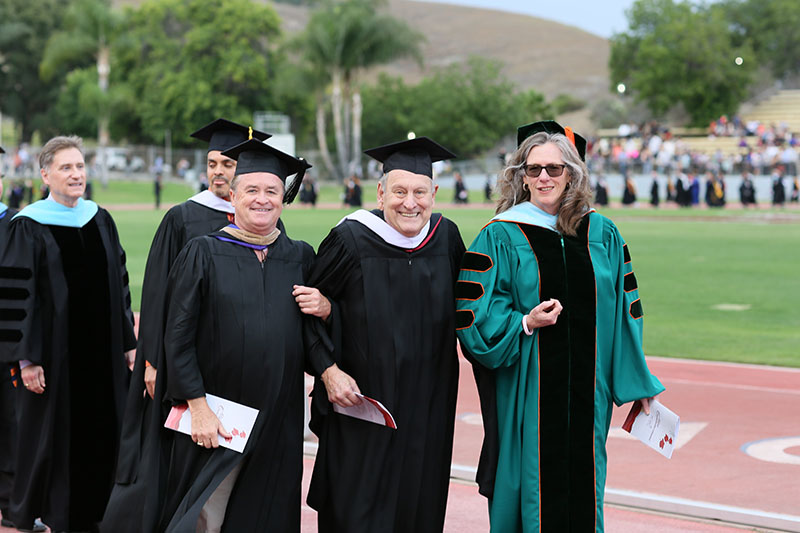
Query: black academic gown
306 211 465 533
156 230 313 533
772 176 786 205
104 200 231 532
0 207 18 518
594 182 608 206
622 179 636 205
0 209 136 532
676 178 690 207
650 179 660 207
739 180 756 205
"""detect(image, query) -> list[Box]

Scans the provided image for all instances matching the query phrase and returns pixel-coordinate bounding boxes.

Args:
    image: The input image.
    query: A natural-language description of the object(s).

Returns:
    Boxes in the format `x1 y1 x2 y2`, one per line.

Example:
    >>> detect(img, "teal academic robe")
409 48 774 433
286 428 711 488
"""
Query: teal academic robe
456 210 664 533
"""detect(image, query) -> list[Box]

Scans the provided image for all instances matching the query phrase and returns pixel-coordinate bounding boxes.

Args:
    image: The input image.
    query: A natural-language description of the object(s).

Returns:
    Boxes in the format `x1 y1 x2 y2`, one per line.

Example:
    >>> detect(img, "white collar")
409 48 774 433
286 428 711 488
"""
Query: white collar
339 209 430 249
188 189 235 214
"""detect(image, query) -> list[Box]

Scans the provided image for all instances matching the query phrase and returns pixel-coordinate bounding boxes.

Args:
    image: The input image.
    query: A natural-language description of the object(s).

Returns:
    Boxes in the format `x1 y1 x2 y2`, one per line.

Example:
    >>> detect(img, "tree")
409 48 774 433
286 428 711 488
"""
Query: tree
361 58 552 158
722 0 800 78
298 0 423 180
610 0 754 125
0 0 67 142
41 0 122 185
113 0 283 146
54 69 104 139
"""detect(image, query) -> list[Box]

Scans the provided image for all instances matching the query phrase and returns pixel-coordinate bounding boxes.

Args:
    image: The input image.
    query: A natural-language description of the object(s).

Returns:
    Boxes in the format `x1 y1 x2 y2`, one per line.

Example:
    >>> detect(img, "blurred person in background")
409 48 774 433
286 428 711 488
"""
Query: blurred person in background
772 165 786 206
649 169 660 207
299 172 319 207
705 170 726 208
594 175 609 206
622 172 637 206
453 171 469 204
739 169 756 207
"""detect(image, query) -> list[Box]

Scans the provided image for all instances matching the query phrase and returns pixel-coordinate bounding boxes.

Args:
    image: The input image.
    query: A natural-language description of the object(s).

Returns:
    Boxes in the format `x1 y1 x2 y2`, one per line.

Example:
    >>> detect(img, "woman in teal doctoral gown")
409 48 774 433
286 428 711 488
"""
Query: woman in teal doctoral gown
456 121 664 533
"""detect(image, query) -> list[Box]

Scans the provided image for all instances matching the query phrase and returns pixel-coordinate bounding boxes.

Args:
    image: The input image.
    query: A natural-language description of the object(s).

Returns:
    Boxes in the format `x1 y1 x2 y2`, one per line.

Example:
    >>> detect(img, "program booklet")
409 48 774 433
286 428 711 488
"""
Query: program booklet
164 393 259 453
333 393 397 429
622 399 680 459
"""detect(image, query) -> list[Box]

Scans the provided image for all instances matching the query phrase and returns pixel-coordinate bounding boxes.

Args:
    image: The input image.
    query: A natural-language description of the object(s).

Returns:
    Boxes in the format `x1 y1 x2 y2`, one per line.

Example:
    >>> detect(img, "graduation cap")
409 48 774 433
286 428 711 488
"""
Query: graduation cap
517 120 587 161
221 138 311 204
190 118 270 152
364 137 456 178
0 146 4 154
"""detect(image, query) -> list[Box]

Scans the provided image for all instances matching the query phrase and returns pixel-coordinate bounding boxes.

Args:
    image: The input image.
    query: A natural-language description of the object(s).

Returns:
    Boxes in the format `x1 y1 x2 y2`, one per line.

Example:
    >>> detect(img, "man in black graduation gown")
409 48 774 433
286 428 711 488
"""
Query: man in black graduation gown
739 169 756 206
137 118 270 398
102 119 270 532
303 137 466 532
0 147 44 531
155 139 318 532
772 166 787 206
0 136 136 532
0 146 13 525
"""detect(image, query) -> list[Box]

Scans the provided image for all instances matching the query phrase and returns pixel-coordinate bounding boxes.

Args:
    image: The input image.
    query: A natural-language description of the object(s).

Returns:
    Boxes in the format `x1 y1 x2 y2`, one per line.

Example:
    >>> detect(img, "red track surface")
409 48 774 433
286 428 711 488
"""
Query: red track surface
3 355 797 532
607 357 800 515
299 354 800 532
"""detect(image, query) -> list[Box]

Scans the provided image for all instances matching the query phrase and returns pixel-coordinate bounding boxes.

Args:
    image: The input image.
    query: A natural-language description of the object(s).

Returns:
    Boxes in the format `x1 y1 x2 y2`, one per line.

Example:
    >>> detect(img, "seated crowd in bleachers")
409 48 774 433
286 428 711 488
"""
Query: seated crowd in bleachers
586 119 799 178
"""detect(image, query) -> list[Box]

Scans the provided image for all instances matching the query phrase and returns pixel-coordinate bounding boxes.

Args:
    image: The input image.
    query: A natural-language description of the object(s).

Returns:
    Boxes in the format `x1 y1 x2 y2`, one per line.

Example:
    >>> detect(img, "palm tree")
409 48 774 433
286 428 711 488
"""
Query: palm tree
40 0 121 186
299 0 423 180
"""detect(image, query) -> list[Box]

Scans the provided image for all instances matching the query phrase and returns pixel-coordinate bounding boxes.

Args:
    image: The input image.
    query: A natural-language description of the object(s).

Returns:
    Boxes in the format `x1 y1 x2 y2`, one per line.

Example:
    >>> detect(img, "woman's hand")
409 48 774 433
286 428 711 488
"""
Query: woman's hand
525 298 563 331
639 395 659 415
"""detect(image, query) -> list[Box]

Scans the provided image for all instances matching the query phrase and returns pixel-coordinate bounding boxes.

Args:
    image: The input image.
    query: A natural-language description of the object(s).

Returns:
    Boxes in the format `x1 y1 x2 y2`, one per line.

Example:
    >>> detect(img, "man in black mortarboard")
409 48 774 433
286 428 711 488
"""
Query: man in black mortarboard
102 119 271 532
154 139 324 533
299 136 467 532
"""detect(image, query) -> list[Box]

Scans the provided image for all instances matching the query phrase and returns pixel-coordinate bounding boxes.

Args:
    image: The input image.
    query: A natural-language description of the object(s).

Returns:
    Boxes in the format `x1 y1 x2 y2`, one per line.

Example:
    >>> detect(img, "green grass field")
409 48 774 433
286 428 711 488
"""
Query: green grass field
104 181 799 368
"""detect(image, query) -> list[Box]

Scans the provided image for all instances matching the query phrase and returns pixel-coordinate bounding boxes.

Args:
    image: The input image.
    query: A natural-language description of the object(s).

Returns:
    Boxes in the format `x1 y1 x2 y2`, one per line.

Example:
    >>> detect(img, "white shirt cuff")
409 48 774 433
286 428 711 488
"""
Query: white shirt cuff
522 315 534 336
19 359 33 369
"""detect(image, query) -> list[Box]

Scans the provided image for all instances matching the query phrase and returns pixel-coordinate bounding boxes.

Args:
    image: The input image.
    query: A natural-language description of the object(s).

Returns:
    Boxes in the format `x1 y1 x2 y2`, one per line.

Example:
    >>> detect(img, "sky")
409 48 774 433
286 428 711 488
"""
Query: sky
413 0 636 38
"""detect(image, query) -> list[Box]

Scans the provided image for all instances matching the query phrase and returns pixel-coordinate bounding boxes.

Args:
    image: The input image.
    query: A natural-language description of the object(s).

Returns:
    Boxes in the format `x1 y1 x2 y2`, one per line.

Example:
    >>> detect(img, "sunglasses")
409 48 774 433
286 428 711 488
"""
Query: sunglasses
523 164 566 178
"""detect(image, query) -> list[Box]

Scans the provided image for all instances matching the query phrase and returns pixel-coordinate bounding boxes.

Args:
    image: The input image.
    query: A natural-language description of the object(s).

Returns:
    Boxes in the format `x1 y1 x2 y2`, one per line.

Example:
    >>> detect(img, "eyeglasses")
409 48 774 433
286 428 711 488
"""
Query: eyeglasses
523 164 566 178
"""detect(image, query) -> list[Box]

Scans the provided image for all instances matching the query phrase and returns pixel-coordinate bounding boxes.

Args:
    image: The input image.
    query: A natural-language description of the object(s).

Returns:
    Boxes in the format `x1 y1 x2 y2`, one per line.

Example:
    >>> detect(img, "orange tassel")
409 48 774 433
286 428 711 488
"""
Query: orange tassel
564 126 576 147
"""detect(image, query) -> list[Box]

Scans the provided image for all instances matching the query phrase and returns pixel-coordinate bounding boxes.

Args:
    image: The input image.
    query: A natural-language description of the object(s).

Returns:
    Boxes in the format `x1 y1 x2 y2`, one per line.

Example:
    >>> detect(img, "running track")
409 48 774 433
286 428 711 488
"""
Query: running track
3 356 797 532
300 354 800 532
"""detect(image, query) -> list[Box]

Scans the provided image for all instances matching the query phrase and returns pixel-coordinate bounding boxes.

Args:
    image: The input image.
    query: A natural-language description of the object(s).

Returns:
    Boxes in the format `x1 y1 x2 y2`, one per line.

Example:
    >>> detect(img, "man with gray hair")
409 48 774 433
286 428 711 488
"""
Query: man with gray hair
302 137 465 532
0 136 136 532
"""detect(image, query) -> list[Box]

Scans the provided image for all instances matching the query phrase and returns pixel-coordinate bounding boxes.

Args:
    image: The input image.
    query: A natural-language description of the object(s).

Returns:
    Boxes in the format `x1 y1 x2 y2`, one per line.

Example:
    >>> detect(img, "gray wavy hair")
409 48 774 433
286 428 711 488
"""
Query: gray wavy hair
39 136 84 170
495 132 592 236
